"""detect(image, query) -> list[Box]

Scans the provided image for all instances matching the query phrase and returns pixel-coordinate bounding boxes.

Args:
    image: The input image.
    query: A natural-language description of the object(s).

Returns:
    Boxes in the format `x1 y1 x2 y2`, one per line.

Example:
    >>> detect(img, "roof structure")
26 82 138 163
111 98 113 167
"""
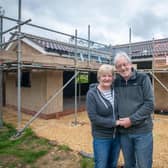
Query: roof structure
2 32 168 69
6 32 112 64
108 38 168 68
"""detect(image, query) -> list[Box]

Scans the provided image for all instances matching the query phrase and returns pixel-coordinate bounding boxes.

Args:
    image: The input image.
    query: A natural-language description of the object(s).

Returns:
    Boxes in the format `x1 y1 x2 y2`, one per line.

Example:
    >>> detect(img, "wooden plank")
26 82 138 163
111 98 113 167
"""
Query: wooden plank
154 73 168 111
0 51 101 70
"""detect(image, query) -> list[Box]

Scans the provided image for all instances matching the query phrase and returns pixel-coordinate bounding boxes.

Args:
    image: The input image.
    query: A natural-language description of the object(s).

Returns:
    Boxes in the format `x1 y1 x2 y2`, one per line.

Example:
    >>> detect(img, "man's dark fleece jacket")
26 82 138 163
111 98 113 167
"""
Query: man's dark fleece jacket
114 69 154 134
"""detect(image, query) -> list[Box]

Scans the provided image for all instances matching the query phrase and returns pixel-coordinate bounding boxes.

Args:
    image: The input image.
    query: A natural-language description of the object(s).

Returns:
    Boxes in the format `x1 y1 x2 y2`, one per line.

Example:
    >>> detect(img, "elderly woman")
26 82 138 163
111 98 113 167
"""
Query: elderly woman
86 64 120 168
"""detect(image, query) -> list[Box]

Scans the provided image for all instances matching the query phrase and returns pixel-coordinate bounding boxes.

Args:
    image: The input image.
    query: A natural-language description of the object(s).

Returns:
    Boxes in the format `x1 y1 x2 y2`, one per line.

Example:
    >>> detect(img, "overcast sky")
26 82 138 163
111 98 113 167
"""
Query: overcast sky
1 0 168 46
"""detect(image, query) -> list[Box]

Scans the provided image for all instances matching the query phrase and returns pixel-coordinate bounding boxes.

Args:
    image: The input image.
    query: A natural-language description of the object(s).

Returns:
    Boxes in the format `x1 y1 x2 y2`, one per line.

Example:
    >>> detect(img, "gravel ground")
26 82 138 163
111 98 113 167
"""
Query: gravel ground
3 107 168 167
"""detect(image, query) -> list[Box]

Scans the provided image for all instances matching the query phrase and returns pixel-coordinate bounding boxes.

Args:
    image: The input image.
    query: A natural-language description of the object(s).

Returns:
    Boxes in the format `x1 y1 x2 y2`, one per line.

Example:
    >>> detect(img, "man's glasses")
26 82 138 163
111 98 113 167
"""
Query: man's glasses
116 62 130 69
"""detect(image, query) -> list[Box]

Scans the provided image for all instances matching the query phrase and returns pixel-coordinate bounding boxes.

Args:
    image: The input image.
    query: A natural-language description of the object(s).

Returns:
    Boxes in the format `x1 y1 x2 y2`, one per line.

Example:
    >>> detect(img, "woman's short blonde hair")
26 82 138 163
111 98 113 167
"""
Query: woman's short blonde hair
97 64 114 81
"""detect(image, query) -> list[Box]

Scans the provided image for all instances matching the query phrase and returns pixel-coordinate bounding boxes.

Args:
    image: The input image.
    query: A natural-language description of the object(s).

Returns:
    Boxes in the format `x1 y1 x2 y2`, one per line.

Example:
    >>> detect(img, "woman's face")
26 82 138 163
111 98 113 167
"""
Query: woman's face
99 73 113 89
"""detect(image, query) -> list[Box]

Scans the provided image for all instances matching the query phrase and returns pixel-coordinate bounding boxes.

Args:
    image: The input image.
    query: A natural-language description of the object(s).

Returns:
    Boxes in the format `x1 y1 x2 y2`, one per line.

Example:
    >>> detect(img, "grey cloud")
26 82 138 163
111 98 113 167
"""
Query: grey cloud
128 10 168 39
2 0 168 44
22 0 125 26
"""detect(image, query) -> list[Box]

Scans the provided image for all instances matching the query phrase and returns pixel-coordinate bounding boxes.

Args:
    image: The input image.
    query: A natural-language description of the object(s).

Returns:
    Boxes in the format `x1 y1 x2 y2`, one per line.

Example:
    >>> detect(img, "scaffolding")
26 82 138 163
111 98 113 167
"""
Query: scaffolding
125 31 168 113
152 38 168 113
1 0 168 136
0 0 113 134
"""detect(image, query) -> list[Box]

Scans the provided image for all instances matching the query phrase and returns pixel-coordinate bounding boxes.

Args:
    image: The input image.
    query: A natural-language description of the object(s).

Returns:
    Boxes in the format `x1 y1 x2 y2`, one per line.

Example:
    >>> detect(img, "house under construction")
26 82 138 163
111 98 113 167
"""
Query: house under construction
0 5 168 130
1 31 168 120
1 30 113 119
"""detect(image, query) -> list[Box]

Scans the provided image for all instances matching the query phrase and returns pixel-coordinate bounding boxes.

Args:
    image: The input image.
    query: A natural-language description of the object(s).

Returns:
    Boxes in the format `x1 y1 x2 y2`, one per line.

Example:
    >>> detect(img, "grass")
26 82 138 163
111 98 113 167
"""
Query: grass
57 144 71 151
0 123 51 167
80 157 94 168
0 122 95 168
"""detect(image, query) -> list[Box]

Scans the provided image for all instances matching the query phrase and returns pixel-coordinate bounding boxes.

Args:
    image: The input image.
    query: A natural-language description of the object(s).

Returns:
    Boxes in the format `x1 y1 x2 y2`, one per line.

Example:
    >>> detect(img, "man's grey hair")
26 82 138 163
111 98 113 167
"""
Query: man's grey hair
113 52 132 65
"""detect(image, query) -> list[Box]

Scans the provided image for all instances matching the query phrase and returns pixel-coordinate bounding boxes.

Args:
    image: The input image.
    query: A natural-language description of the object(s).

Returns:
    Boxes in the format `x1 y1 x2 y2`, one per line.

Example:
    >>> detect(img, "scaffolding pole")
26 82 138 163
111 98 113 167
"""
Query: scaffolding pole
2 19 31 35
88 24 91 64
150 72 168 93
2 16 108 48
0 7 3 45
78 71 81 109
152 38 156 100
129 27 132 58
17 0 22 130
0 6 5 128
73 29 78 125
2 15 112 60
0 66 2 128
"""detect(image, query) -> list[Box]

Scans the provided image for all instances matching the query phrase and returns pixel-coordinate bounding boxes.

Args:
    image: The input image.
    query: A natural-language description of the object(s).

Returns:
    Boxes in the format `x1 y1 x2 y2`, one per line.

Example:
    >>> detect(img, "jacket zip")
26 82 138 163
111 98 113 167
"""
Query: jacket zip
112 89 116 138
97 88 116 138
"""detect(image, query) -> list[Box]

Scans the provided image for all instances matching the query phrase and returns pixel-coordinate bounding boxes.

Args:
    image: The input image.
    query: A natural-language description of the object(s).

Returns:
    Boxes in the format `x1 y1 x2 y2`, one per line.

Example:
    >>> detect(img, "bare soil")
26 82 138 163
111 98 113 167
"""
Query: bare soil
33 146 81 168
3 107 168 168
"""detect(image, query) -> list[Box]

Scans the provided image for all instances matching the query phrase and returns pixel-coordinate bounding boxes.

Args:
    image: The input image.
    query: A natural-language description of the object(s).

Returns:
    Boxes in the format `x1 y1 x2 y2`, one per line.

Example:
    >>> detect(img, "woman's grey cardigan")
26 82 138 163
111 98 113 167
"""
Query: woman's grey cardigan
86 84 118 138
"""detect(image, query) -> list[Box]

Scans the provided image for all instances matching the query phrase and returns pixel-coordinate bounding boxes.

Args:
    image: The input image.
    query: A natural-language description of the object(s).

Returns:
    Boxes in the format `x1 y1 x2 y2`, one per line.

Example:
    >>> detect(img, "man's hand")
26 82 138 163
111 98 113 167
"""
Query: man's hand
119 117 132 128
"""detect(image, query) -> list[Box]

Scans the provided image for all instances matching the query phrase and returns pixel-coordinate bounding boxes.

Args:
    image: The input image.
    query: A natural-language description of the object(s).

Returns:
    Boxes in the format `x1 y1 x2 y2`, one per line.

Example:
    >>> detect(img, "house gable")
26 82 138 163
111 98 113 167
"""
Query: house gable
6 37 46 55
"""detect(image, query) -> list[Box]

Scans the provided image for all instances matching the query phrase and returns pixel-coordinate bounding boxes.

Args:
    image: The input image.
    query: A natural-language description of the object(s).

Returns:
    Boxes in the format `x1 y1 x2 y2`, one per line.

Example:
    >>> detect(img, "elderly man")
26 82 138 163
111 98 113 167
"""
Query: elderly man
114 52 154 168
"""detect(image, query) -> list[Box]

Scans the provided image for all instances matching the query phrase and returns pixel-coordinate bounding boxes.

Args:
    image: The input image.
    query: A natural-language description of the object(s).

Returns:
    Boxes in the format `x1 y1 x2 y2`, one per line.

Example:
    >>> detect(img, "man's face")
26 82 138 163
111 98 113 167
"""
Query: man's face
115 56 132 80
